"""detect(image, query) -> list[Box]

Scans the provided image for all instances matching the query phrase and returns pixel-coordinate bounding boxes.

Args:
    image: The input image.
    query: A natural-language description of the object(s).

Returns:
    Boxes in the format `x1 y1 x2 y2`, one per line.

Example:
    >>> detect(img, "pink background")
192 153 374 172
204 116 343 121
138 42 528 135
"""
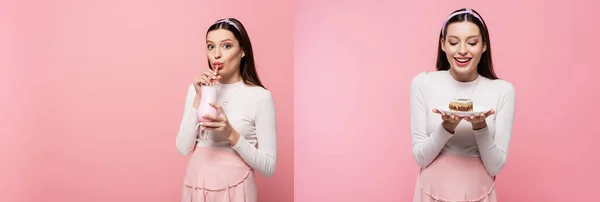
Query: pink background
0 0 293 202
4 0 600 201
294 0 599 201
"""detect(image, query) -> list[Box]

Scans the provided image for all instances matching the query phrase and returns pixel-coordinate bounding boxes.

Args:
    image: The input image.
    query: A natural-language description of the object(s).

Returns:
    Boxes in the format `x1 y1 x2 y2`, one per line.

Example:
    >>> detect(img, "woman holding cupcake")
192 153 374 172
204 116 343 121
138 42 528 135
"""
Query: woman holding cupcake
410 8 516 201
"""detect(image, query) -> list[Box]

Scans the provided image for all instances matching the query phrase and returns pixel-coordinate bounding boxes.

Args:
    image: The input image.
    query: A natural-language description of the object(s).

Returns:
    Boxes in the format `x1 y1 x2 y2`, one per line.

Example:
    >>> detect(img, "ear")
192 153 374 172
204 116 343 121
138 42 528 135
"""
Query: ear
241 51 245 58
482 42 487 53
440 38 446 52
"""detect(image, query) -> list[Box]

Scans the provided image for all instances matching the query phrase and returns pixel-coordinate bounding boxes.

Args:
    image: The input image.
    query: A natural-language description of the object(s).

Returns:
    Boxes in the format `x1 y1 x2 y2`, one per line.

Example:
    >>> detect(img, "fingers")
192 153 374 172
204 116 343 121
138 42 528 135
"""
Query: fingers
199 121 225 129
464 116 473 122
449 115 462 122
199 114 223 128
442 112 452 120
209 102 224 112
486 109 495 116
433 109 460 122
196 69 222 86
201 113 219 121
442 113 462 123
195 74 210 86
433 108 464 123
200 109 226 122
204 69 222 80
199 112 227 131
203 70 217 80
209 103 227 118
464 111 493 123
199 72 215 85
465 115 481 122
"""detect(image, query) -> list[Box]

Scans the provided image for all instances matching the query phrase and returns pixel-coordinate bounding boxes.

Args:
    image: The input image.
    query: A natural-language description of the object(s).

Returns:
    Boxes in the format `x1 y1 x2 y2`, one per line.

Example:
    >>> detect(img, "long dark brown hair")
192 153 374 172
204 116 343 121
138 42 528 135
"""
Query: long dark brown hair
436 8 498 80
207 18 265 88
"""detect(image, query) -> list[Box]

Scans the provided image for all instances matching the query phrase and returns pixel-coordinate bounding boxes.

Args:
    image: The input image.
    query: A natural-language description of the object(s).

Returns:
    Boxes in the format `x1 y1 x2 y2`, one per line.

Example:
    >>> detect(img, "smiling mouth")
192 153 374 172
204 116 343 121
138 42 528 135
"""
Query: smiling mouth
455 57 472 63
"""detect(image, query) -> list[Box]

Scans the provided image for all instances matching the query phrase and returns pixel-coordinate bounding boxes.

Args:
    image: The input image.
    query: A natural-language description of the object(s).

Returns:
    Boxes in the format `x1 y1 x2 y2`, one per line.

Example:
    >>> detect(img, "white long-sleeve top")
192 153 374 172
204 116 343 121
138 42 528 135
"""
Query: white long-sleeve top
176 81 277 178
410 70 516 176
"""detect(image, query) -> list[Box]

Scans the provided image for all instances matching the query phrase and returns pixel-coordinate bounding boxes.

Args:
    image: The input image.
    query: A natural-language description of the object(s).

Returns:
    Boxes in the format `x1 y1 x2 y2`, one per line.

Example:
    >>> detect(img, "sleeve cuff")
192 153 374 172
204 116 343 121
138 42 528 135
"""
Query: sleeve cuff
473 126 494 148
433 124 454 141
231 134 247 149
473 126 490 136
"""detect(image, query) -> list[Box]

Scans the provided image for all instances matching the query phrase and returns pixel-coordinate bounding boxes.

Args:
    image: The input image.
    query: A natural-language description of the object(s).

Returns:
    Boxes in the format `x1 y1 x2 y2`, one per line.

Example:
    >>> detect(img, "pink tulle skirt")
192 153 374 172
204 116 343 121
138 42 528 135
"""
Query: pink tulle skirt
413 154 497 202
182 147 257 202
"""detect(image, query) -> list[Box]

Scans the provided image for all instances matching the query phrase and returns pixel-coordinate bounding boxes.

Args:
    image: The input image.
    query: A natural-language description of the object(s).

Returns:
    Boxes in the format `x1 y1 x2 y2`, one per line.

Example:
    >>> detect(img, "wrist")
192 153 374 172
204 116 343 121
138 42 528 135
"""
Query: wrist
442 120 458 134
227 130 241 146
472 121 487 130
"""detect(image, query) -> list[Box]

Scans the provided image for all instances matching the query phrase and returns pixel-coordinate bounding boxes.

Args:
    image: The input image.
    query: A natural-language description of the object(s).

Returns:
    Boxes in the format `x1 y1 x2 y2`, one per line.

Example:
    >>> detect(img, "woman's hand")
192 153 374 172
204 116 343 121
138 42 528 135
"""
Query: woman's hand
193 69 222 94
464 109 495 130
200 103 240 145
432 108 462 134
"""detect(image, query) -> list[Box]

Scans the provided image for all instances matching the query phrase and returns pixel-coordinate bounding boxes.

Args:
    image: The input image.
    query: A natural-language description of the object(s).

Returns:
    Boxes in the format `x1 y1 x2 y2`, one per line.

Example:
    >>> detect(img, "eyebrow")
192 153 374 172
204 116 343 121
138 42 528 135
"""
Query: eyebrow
447 35 480 40
206 39 233 43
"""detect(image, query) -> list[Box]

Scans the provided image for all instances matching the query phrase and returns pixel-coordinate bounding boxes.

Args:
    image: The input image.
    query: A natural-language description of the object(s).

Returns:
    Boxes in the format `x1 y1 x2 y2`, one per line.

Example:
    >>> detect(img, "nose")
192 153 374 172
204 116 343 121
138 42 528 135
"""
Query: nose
213 47 222 59
458 44 468 55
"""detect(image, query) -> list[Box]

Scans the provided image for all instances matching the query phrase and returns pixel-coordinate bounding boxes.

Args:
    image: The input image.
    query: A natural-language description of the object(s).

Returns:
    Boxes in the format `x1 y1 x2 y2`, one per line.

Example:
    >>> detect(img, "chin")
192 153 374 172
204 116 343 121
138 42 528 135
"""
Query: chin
451 66 476 75
218 69 230 76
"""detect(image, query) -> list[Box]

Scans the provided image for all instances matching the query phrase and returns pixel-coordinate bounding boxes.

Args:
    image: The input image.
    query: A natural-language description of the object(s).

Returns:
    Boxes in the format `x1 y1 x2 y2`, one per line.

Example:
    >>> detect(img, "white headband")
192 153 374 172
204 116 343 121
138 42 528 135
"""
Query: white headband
441 8 485 37
214 18 239 31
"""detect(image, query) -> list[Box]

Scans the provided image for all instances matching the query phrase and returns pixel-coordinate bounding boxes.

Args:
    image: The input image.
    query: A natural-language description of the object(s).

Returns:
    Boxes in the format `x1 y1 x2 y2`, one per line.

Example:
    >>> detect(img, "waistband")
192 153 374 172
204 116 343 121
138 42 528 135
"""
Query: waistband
195 140 236 153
